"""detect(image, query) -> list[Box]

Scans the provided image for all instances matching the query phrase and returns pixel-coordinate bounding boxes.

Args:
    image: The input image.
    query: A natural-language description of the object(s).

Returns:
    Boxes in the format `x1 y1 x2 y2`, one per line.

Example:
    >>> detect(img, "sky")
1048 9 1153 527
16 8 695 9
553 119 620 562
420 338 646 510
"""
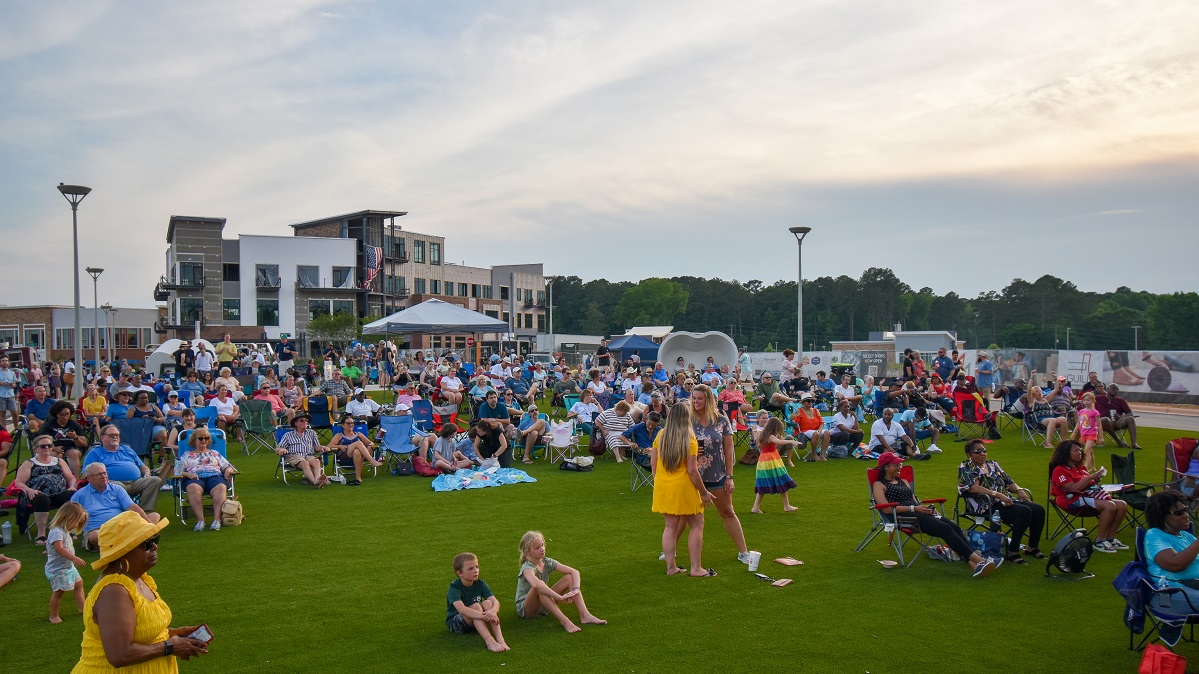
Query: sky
2 0 1197 309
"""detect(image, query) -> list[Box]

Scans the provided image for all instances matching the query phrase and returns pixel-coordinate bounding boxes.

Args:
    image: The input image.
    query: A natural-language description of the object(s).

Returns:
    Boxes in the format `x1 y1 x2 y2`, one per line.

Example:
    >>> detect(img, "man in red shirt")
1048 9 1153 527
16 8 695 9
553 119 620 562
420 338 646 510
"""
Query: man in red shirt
1094 384 1140 449
253 382 294 425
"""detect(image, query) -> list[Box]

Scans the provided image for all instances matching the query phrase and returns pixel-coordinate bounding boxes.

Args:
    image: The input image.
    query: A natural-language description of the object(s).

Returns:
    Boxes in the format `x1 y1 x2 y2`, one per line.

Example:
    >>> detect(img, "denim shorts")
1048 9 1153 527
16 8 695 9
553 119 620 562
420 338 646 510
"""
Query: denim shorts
182 475 230 494
0 397 17 412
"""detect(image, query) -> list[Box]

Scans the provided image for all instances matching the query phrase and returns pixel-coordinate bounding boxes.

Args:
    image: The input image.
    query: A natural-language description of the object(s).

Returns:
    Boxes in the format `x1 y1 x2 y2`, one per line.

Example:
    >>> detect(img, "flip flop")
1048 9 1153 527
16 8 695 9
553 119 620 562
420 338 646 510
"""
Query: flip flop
1024 548 1046 560
691 568 718 577
1005 554 1027 565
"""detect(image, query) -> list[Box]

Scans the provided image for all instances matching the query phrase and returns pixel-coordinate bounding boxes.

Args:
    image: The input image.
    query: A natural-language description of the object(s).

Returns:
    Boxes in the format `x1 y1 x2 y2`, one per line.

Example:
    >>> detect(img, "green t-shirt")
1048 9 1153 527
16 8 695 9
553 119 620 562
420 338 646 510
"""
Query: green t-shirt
342 366 363 379
446 577 493 624
514 557 558 613
756 381 781 400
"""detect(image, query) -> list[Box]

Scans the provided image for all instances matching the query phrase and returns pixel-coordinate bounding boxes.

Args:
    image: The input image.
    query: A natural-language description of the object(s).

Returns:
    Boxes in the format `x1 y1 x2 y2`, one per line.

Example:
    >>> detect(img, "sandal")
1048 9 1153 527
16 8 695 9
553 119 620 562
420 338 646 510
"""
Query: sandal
691 568 718 577
1005 554 1027 565
34 536 47 546
1024 548 1046 560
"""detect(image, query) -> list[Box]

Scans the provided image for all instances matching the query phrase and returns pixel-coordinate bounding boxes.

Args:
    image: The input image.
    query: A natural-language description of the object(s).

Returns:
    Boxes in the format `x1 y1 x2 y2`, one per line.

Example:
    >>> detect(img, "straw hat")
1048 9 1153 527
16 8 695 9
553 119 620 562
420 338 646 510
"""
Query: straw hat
92 511 169 571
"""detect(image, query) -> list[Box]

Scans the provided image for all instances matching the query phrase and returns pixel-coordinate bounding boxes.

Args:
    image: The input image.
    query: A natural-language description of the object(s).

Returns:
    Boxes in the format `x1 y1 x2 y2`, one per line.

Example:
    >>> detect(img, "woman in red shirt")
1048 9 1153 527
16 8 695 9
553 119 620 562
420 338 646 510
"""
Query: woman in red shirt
791 394 829 462
1049 440 1129 553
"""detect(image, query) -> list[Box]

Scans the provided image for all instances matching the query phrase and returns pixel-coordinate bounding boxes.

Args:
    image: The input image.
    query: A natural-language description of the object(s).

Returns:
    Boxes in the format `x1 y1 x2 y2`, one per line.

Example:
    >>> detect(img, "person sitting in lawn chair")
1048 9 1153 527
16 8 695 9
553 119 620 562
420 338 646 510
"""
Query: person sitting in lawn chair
274 413 330 488
620 411 663 468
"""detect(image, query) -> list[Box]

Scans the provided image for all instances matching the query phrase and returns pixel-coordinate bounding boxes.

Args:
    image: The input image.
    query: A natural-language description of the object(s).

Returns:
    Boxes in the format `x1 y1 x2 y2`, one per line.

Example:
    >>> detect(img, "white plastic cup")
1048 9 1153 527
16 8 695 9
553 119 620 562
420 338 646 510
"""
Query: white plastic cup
747 550 761 572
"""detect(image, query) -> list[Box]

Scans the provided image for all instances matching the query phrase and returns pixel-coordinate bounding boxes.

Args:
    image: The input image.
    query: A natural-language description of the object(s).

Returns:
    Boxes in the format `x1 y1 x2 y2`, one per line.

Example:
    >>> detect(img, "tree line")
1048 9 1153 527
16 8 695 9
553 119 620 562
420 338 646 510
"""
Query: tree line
550 270 1199 352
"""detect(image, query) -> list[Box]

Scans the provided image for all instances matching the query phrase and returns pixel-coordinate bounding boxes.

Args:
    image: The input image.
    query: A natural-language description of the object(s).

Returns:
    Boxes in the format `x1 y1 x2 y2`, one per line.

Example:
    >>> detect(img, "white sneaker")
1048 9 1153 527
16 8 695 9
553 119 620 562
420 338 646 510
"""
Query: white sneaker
737 551 753 565
1093 540 1117 553
1109 538 1129 551
193 521 205 532
926 445 942 454
210 520 221 531
160 483 173 492
658 552 666 561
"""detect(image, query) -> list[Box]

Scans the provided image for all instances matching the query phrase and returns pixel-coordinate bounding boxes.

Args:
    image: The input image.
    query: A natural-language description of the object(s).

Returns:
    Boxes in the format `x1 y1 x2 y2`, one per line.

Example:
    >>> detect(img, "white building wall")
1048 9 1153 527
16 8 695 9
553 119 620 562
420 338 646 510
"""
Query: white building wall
237 235 356 340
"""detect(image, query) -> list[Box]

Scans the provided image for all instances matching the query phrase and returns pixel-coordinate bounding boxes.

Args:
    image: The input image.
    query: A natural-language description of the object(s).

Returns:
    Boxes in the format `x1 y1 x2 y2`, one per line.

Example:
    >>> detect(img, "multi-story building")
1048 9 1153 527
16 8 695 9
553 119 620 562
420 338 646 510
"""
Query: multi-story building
0 304 158 364
157 211 550 356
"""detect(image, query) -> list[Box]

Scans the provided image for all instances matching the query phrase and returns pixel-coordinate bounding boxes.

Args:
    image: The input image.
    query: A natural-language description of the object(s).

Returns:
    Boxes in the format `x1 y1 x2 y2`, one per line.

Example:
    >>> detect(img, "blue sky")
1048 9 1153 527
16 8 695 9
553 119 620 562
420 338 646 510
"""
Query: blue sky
2 0 1197 307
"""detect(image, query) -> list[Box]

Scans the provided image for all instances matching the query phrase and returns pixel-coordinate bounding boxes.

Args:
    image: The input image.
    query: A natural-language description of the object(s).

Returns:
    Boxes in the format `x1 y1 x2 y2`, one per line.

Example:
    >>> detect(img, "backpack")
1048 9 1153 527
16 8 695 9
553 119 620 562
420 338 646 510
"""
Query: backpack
220 498 244 527
826 444 850 459
966 529 1005 559
392 461 414 476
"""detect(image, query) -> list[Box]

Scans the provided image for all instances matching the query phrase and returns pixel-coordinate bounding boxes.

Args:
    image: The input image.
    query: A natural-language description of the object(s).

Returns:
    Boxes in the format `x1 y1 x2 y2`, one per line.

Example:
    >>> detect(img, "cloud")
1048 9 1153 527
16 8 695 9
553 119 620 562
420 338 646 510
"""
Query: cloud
1 0 1197 307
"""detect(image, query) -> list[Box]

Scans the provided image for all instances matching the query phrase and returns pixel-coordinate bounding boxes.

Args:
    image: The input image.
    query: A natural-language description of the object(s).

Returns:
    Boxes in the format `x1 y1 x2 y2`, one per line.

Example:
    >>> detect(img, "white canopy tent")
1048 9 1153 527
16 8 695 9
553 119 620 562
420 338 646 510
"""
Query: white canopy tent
361 298 509 336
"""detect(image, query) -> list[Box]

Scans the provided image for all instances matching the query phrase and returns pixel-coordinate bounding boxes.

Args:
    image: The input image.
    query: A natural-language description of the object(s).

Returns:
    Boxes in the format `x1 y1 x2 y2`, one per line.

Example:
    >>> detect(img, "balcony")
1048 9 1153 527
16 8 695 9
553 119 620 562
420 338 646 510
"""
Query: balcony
523 300 547 309
154 275 204 300
295 280 368 293
388 251 409 263
156 317 206 331
256 279 281 290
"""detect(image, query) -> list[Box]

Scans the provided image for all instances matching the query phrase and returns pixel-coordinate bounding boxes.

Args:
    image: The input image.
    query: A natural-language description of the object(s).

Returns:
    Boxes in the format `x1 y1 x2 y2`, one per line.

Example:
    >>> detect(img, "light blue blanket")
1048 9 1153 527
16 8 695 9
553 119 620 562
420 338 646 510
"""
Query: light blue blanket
431 467 538 492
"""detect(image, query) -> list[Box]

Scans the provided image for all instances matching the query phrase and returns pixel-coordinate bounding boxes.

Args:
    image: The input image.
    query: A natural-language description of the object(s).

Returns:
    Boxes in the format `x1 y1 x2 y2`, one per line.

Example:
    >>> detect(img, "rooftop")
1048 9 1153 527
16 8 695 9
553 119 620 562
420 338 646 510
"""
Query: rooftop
289 210 408 229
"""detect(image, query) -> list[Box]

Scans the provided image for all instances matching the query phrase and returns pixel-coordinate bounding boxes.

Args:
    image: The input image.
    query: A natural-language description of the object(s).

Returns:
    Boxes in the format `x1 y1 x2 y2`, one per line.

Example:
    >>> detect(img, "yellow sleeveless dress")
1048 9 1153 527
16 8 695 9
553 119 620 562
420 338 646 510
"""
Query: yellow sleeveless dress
72 573 177 674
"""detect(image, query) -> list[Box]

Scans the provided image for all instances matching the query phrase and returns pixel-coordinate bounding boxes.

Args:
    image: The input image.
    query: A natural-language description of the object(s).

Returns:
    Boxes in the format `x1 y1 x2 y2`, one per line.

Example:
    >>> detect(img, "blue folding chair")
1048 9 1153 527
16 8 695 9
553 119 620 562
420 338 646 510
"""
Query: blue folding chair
193 406 220 429
113 417 157 467
512 412 549 461
305 395 334 441
172 428 235 524
410 399 434 433
378 415 420 473
273 426 330 484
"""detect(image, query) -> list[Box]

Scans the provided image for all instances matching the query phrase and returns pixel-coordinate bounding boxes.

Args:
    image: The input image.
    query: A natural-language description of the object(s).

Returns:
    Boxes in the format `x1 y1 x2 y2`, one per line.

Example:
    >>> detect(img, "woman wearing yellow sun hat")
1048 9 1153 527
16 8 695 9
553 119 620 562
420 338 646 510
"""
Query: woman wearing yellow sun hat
71 512 209 673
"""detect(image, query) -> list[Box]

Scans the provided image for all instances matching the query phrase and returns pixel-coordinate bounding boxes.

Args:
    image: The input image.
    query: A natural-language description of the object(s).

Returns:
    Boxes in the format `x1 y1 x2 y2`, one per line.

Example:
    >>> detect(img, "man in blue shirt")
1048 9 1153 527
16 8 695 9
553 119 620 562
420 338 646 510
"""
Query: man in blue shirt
23 386 55 434
975 351 996 398
0 356 20 432
72 461 161 550
931 348 954 381
651 362 670 390
81 424 163 511
476 390 514 440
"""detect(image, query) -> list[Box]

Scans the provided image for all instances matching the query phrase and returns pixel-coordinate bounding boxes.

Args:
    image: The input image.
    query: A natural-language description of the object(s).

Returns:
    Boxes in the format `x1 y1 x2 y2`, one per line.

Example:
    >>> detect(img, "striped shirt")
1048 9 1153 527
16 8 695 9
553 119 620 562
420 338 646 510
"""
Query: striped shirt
596 409 634 447
278 429 321 458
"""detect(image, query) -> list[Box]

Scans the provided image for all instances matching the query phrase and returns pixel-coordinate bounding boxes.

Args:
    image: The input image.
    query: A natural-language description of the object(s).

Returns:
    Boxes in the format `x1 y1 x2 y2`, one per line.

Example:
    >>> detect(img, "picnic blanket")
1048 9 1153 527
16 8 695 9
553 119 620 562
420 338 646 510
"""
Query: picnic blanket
431 467 538 492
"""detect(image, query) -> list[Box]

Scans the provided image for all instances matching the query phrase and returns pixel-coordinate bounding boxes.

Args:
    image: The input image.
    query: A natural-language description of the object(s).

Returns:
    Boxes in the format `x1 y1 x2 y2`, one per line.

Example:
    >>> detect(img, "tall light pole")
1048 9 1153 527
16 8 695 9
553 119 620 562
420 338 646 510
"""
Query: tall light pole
1132 325 1141 351
86 267 104 372
1066 327 1071 351
101 303 114 365
58 183 91 398
788 227 812 360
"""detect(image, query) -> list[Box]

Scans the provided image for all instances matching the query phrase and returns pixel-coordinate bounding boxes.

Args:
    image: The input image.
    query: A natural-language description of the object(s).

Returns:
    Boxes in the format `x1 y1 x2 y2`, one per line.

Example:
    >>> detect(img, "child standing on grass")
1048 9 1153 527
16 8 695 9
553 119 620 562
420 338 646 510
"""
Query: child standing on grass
45 502 87 624
750 417 799 514
1073 392 1101 471
446 552 509 652
514 531 606 632
652 402 715 577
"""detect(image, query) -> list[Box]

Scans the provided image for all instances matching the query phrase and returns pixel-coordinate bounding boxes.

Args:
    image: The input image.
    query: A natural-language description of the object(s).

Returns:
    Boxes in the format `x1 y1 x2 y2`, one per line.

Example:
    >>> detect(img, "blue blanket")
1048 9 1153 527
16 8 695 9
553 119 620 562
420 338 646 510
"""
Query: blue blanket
431 467 538 492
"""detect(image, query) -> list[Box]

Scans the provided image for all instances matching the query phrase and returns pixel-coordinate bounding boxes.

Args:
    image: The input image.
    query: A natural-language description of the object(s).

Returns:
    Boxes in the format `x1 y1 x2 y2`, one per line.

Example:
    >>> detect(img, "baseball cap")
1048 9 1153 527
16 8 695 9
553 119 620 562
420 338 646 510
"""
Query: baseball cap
876 451 904 467
396 403 410 411
168 391 179 398
353 387 364 394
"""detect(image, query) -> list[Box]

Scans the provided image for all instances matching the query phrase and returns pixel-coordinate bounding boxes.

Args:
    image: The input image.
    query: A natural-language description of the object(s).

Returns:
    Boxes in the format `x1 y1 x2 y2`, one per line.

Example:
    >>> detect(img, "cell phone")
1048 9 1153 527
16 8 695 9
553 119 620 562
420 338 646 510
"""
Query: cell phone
186 624 214 644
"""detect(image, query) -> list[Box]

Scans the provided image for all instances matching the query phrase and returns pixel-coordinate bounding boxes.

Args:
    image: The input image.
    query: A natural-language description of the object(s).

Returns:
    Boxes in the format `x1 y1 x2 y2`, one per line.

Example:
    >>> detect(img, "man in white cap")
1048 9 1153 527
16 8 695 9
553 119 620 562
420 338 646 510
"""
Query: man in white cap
345 388 382 427
390 403 434 456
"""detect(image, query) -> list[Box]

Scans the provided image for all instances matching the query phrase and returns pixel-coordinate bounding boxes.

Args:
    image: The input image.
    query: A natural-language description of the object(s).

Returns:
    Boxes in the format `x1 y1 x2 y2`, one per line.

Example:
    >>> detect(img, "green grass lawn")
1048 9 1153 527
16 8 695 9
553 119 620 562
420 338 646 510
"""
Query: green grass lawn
1 420 1195 673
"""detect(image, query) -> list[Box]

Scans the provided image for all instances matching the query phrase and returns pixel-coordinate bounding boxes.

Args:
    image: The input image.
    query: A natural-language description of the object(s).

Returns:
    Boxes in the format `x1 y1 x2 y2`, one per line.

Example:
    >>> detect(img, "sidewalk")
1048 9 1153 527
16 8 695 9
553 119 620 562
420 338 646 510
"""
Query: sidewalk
1128 403 1199 433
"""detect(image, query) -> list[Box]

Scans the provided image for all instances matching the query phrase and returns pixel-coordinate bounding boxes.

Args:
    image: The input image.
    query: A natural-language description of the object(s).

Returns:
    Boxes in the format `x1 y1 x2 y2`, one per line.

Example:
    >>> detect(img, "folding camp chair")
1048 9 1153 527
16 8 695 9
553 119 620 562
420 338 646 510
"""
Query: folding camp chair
273 426 330 485
410 399 434 433
1162 438 1199 520
1122 526 1199 650
113 417 158 469
378 415 420 473
547 419 579 464
1047 465 1099 538
431 403 462 434
853 464 947 567
952 392 989 441
1021 413 1049 446
304 394 335 441
512 412 549 461
238 399 278 456
997 388 1026 433
630 445 653 492
722 402 753 450
561 394 581 419
172 428 235 524
1109 450 1168 533
193 406 220 429
331 421 377 482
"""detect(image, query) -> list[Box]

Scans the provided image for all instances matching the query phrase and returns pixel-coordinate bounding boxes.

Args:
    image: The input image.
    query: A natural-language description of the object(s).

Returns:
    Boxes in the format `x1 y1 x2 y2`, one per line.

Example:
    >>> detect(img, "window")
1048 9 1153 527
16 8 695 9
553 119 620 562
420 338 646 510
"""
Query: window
397 277 407 293
414 278 426 294
500 286 510 300
513 314 521 329
525 313 533 329
333 300 355 316
430 279 441 295
485 310 499 319
256 264 280 288
430 243 441 266
333 266 352 288
297 266 319 288
257 300 280 327
0 326 17 347
309 299 330 319
482 285 492 299
397 238 406 259
413 240 425 263
502 312 510 324
112 328 143 349
537 290 546 304
223 264 240 282
179 298 204 324
178 262 203 287
23 326 44 349
54 329 73 349
223 299 240 321
538 313 546 331
458 283 468 297
470 284 480 298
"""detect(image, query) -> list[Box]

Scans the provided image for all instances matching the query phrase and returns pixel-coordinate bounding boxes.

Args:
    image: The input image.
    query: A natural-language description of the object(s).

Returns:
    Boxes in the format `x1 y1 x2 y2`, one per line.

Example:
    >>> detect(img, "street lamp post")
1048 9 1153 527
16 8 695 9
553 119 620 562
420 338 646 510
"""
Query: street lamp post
101 304 114 365
86 267 104 373
545 276 557 356
58 183 91 398
788 227 812 360
1132 325 1142 351
1066 328 1071 351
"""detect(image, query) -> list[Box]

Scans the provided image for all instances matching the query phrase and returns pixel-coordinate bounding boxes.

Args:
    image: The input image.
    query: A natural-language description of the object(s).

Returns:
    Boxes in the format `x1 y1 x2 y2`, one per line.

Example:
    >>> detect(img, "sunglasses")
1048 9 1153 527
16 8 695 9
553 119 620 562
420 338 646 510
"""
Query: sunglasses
142 535 160 551
35 443 54 449
195 436 211 443
1171 508 1190 516
969 449 987 455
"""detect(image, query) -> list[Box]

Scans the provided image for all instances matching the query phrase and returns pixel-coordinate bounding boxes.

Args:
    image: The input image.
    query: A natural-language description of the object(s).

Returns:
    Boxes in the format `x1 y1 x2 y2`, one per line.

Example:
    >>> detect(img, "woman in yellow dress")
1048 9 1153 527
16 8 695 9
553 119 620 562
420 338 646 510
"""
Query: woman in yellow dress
652 403 715 577
72 512 209 673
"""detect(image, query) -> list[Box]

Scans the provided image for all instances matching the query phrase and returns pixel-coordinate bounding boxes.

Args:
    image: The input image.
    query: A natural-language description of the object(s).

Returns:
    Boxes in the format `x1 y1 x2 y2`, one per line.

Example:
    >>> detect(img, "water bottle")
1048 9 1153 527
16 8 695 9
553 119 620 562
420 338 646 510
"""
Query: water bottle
1 521 10 546
991 508 1002 526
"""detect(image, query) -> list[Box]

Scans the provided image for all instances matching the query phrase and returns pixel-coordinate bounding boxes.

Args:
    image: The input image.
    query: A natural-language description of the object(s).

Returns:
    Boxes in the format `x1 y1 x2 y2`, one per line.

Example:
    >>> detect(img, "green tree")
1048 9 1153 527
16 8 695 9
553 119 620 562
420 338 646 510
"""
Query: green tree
307 313 360 345
616 278 689 327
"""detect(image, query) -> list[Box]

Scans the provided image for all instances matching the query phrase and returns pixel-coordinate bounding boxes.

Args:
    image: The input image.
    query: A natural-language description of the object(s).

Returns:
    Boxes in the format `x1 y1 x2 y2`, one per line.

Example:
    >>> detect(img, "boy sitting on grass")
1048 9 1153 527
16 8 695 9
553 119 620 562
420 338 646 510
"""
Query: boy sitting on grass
447 552 509 652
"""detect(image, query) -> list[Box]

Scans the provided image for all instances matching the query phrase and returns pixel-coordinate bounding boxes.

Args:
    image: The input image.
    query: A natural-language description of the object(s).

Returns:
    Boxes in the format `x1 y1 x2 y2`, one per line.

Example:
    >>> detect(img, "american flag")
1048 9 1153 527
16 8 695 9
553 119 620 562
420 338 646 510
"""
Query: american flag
363 244 382 289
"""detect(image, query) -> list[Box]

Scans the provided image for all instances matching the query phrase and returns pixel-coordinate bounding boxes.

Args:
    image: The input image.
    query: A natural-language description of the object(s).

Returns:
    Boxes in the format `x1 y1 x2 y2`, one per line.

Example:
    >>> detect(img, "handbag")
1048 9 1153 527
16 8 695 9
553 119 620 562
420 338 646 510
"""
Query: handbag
1139 644 1186 674
220 498 244 527
738 448 759 465
589 430 606 456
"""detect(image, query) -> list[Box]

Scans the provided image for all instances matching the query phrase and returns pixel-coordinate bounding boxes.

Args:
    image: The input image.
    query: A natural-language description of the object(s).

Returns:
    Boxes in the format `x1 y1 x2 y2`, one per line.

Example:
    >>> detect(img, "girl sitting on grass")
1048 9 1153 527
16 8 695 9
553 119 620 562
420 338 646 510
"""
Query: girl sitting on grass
45 502 88 623
514 531 606 632
750 418 799 514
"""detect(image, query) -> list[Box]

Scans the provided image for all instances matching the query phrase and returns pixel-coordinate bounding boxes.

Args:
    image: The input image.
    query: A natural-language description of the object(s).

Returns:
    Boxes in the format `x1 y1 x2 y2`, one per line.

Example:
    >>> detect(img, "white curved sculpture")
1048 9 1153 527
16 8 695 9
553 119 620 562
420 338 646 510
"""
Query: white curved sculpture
658 331 738 371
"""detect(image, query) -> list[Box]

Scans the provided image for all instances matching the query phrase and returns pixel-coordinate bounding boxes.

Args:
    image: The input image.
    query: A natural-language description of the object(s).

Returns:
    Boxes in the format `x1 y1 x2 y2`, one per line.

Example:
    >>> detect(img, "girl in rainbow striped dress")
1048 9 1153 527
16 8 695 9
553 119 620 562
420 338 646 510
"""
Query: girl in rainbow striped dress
750 417 798 514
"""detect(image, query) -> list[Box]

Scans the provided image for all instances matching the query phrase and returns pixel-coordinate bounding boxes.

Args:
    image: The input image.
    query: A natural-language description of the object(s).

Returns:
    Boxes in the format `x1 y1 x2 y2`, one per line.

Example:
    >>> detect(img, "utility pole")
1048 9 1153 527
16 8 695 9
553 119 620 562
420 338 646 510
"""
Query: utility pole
1132 325 1141 351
